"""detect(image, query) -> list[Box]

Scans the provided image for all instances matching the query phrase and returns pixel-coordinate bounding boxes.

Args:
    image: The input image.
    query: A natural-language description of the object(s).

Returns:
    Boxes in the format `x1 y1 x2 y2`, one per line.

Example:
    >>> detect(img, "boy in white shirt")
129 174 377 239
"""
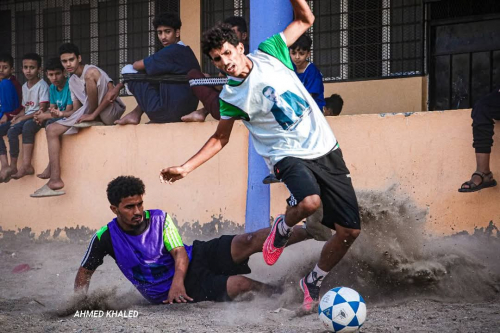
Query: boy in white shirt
7 53 49 180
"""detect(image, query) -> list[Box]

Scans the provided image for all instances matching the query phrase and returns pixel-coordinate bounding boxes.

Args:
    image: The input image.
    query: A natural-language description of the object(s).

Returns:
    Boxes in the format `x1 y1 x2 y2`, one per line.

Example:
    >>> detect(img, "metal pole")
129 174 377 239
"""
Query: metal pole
245 0 293 232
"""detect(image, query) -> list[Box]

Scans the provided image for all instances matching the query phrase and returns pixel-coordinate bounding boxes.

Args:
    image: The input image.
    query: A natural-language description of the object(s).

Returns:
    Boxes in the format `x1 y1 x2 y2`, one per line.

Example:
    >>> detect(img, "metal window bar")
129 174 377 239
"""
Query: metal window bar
310 0 423 82
0 0 179 90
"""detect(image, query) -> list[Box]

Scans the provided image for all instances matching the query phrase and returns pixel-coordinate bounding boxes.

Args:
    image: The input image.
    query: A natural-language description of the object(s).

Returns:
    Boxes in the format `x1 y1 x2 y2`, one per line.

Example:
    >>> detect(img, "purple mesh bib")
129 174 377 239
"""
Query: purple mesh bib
109 209 192 303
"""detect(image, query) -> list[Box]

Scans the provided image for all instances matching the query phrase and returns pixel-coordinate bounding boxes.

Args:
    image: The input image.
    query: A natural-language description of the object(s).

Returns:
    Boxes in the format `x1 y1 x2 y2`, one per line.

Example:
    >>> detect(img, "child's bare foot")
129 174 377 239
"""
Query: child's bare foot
181 108 209 122
114 109 141 125
0 166 16 183
47 179 65 190
37 166 51 179
11 166 35 179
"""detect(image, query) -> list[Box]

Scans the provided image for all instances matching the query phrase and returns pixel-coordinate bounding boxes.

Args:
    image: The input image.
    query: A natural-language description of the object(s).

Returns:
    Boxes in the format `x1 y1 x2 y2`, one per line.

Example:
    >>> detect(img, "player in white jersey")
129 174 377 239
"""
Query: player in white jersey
160 0 361 313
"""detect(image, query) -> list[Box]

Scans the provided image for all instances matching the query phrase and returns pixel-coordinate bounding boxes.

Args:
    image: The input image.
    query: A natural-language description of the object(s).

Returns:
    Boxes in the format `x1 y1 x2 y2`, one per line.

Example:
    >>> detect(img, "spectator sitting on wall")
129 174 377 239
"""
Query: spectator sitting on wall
75 175 307 304
3 53 49 182
323 93 343 116
180 16 250 123
0 53 23 182
30 43 125 198
34 57 74 180
458 90 499 192
113 12 200 125
289 34 325 111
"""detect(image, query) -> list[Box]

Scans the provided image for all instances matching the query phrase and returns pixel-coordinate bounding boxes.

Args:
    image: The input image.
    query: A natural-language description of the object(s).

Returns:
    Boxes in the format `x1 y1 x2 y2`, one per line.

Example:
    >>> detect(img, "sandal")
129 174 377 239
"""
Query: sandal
458 171 497 193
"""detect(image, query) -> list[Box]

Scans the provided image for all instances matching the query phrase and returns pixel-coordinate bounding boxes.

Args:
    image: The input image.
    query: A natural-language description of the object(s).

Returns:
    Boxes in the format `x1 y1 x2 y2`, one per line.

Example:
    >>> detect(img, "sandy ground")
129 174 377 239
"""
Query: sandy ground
1 192 500 332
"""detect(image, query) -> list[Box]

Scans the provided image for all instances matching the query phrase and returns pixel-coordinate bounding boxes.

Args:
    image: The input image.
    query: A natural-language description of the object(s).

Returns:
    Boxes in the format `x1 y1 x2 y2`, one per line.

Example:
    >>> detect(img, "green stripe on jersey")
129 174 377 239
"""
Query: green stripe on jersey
219 99 250 120
163 214 183 251
258 33 294 71
96 225 108 241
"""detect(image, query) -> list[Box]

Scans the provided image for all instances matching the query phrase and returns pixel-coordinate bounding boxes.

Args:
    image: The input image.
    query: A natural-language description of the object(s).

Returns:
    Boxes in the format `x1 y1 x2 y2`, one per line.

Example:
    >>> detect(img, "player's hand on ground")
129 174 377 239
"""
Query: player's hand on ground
163 283 192 304
159 166 188 184
77 113 96 123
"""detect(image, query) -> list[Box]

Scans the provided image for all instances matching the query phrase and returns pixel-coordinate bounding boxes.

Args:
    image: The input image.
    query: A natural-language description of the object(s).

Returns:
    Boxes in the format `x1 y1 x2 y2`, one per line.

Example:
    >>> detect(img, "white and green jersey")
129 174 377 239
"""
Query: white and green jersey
219 32 337 166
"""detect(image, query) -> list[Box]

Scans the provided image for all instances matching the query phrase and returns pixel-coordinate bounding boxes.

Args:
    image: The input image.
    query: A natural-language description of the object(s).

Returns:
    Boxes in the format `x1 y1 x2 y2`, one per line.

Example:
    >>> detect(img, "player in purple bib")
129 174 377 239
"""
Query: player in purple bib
75 175 305 304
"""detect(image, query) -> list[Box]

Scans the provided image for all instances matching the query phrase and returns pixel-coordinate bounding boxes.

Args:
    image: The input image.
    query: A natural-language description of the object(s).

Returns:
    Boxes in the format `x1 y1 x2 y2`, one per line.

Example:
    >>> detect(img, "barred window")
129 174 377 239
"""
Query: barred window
201 0 249 76
0 0 179 85
309 0 423 81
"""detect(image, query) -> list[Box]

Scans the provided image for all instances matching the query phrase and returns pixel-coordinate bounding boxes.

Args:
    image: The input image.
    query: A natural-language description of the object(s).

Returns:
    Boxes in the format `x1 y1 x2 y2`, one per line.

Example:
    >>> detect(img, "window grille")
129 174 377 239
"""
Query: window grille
0 0 179 86
429 0 500 21
309 0 424 81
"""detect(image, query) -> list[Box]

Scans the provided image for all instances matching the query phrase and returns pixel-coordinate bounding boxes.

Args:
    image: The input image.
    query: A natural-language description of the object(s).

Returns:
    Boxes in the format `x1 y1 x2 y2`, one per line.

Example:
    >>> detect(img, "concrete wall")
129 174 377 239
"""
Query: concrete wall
0 110 498 238
323 76 428 115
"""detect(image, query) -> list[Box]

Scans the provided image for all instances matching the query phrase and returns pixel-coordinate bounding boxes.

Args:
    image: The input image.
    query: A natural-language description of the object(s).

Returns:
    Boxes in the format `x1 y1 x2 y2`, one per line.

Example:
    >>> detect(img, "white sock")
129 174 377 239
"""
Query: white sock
277 216 291 237
306 264 328 287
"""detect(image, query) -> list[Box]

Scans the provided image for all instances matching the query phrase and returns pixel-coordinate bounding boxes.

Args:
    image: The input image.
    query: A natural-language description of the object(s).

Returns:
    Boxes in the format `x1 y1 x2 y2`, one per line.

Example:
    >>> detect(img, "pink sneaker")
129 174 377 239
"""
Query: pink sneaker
299 276 320 313
262 215 289 266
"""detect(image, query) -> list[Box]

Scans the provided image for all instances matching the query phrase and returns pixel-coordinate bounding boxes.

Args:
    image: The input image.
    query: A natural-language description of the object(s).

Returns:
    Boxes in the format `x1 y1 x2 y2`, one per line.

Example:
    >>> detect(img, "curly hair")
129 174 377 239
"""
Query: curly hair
201 22 240 58
107 176 146 206
153 12 181 30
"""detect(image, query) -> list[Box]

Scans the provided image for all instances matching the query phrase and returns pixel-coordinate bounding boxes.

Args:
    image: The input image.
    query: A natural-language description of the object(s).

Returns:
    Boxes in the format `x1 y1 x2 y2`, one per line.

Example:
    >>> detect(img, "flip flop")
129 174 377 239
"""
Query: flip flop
30 184 66 198
458 171 497 193
72 121 105 128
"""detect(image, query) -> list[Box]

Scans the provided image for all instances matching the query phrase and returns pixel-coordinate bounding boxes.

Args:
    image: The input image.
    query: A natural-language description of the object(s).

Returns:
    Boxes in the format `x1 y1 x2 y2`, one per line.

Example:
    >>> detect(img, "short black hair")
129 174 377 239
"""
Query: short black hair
153 12 181 30
325 94 344 116
45 57 64 72
107 176 146 207
202 23 240 58
59 43 80 57
0 53 14 67
223 16 248 34
289 34 312 52
22 53 42 68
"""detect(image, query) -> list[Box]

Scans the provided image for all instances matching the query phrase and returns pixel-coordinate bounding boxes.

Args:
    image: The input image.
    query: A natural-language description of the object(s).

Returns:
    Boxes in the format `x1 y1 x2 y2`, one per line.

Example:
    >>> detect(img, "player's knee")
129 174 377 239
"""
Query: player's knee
299 195 321 216
46 124 57 138
344 229 360 246
232 276 254 294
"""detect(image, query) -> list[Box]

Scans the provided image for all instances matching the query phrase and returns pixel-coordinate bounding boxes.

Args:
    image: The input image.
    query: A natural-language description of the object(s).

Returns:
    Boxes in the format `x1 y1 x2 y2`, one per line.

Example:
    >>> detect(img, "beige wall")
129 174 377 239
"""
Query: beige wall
324 76 428 115
0 109 498 238
180 0 201 62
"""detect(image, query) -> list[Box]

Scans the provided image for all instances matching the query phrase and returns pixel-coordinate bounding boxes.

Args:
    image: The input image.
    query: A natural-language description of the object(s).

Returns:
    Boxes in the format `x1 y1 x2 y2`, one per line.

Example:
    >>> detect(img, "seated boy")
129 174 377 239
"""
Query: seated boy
323 93 343 116
31 43 125 197
34 57 74 179
114 13 200 125
5 53 49 181
0 53 23 182
289 34 325 111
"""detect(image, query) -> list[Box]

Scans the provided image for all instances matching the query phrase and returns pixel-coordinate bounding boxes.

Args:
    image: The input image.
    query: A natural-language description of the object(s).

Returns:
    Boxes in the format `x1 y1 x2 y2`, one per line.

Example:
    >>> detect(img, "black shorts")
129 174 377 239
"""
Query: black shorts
184 235 251 302
274 148 361 230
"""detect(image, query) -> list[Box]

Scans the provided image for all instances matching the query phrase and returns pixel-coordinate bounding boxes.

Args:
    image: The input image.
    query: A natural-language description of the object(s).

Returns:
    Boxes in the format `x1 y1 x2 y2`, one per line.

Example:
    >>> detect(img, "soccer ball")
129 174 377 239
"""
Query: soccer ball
318 287 366 332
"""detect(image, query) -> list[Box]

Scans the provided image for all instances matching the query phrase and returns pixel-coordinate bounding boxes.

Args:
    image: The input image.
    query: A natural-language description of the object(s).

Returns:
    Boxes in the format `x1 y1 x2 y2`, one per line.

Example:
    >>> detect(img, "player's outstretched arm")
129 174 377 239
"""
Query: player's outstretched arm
74 266 95 293
159 117 236 184
283 0 315 47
